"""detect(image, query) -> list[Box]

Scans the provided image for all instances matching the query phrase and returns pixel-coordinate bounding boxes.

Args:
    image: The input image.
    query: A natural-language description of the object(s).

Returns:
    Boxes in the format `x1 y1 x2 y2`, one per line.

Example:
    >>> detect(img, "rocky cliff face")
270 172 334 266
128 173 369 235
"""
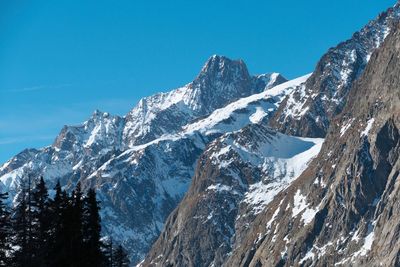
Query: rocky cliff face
224 19 400 267
142 124 323 267
0 56 287 264
269 3 400 138
142 3 400 267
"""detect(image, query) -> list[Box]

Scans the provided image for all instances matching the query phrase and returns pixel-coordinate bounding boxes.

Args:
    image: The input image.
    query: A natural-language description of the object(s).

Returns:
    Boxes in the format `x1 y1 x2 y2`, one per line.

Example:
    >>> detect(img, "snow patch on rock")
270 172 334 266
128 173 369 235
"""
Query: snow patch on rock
360 118 375 137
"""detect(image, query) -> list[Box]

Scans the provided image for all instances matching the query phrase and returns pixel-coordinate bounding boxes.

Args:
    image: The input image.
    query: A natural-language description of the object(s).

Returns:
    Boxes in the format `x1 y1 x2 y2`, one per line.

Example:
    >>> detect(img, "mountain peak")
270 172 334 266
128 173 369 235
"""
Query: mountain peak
178 55 255 115
91 109 109 118
195 55 250 83
254 72 288 91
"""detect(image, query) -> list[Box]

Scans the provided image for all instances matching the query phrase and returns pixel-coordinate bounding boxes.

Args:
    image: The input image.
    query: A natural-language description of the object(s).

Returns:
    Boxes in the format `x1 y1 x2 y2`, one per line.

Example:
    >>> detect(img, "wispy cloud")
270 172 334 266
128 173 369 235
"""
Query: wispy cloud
4 83 72 93
0 97 138 133
0 135 55 146
0 95 138 148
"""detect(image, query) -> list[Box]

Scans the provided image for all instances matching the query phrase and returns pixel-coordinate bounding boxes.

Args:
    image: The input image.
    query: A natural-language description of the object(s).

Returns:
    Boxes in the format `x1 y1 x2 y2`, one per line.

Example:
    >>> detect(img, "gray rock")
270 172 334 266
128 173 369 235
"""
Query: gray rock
225 19 400 267
269 3 400 138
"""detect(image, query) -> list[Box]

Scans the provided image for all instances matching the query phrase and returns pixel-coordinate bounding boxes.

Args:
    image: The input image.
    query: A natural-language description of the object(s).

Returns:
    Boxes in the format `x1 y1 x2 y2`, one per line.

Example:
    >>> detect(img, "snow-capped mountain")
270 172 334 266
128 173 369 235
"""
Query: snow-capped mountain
2 2 400 266
142 3 400 267
269 3 400 138
0 56 288 263
122 55 286 147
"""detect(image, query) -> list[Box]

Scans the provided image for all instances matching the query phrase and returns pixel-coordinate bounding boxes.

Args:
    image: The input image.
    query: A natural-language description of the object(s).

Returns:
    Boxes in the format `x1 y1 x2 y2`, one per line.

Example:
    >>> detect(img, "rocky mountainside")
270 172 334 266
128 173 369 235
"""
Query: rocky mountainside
2 2 400 266
142 124 323 267
0 56 288 263
269 2 400 138
224 19 400 267
142 3 400 267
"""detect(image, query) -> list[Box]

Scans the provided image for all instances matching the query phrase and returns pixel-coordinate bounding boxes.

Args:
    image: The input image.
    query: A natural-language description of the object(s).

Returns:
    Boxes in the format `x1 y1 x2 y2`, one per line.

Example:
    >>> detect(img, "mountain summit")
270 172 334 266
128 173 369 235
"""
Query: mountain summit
122 55 286 146
188 55 253 114
189 55 287 115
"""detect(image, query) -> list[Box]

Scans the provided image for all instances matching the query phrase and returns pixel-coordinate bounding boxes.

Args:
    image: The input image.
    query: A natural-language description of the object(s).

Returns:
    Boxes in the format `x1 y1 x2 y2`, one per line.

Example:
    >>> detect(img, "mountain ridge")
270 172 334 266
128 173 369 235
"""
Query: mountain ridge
2 3 400 266
224 19 400 267
269 2 400 138
141 2 400 266
0 56 288 263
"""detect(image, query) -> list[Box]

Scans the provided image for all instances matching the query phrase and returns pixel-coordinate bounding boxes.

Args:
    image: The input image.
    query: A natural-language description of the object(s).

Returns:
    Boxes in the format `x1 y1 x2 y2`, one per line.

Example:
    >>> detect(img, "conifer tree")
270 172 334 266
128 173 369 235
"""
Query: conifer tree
12 187 30 267
48 181 64 266
32 177 50 266
6 177 130 267
49 181 63 238
69 182 84 266
103 237 113 267
12 175 38 267
83 188 103 266
0 191 11 267
113 245 130 267
49 183 70 267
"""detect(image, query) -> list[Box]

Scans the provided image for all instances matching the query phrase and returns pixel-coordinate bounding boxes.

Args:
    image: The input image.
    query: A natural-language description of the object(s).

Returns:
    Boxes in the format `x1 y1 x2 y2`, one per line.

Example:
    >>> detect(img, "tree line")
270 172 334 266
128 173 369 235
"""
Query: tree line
0 176 130 267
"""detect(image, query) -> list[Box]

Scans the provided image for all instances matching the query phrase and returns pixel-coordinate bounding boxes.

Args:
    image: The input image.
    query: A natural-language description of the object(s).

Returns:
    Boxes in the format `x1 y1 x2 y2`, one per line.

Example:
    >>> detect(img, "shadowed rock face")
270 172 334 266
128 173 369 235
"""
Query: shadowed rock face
141 124 324 267
269 3 400 138
224 22 400 267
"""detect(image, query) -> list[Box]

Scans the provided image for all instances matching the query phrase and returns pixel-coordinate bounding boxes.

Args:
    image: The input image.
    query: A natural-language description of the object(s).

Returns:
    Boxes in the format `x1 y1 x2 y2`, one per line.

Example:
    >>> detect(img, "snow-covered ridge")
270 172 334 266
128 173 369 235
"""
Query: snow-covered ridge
182 74 310 135
79 73 307 163
209 126 324 215
0 74 309 193
122 55 287 147
81 74 310 169
54 110 124 151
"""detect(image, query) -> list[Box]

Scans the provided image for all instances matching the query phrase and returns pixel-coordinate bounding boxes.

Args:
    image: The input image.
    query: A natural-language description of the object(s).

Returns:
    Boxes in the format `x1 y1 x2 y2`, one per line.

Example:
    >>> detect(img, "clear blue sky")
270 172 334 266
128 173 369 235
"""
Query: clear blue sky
0 0 396 164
